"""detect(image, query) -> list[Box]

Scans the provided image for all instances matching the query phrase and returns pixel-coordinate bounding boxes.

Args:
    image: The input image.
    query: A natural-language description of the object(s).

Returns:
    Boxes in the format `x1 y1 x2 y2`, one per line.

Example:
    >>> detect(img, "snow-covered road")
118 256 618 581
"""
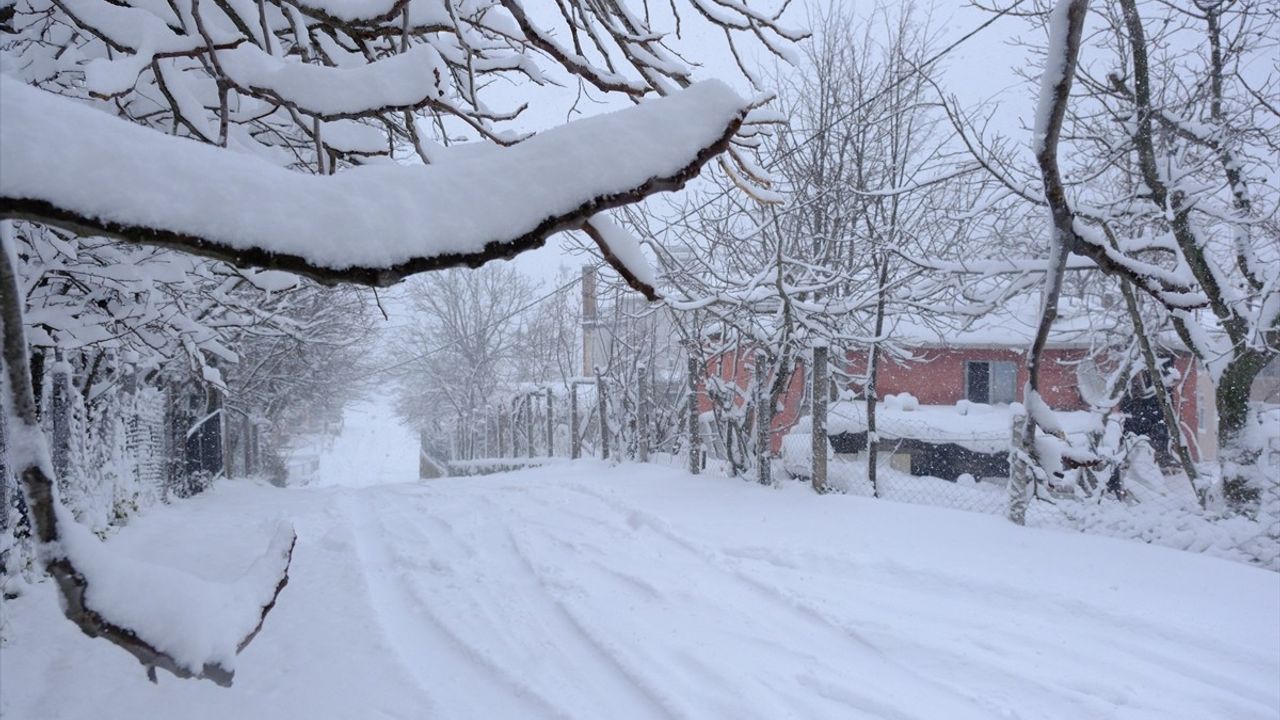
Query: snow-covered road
3 463 1278 720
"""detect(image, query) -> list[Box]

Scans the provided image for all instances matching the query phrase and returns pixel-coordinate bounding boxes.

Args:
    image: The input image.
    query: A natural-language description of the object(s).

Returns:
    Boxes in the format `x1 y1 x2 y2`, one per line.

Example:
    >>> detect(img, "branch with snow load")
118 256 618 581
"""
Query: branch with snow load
0 230 295 686
1009 0 1092 527
0 78 748 289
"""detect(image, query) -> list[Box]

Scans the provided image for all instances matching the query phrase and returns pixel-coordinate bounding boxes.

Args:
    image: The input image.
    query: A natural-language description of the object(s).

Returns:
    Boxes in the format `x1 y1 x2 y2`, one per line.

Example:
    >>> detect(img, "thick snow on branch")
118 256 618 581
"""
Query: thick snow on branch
217 44 450 119
583 215 658 299
0 78 747 285
53 512 297 680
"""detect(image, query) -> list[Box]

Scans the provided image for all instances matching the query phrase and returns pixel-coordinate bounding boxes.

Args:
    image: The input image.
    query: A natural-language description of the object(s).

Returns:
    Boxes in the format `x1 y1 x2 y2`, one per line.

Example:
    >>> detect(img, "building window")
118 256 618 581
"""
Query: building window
966 361 1017 404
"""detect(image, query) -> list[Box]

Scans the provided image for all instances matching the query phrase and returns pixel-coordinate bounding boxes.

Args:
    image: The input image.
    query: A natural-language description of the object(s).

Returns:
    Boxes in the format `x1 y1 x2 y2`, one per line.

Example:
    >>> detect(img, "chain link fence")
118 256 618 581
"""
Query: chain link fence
781 401 1280 571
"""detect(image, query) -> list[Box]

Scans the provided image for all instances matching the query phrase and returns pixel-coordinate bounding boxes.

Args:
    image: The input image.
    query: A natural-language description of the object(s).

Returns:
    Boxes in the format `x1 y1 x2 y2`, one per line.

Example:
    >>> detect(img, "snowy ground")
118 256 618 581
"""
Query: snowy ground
3 460 1278 719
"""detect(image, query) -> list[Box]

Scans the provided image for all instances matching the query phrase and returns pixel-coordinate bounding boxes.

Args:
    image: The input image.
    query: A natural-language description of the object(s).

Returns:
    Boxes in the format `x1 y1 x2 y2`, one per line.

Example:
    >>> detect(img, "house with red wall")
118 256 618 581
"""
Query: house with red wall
698 310 1210 480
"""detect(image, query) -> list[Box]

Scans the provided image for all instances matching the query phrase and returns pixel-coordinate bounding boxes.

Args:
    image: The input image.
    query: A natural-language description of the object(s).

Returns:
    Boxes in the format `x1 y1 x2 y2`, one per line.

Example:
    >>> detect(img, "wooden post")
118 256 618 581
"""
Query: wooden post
595 368 610 460
249 419 259 476
570 382 581 459
545 389 554 457
637 364 650 463
755 350 772 486
525 393 534 459
49 354 72 481
509 397 519 458
497 404 507 458
418 427 431 479
242 414 253 475
811 345 829 494
687 351 701 475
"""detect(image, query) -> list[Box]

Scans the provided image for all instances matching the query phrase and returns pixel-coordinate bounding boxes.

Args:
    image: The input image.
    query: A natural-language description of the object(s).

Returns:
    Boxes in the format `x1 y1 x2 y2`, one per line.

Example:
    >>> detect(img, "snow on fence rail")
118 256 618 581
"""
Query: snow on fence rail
780 401 1280 571
446 457 568 477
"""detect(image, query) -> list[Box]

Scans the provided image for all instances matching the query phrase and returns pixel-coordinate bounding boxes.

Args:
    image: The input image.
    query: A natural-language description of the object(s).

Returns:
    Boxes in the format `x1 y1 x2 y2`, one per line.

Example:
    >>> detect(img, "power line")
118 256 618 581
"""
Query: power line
361 3 1030 384
661 0 1031 231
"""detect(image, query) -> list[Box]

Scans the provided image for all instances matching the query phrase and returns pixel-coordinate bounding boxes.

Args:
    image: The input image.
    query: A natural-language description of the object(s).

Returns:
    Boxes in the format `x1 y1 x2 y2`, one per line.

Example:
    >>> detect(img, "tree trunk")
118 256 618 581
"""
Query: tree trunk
867 256 888 498
1217 352 1269 505
1010 0 1090 527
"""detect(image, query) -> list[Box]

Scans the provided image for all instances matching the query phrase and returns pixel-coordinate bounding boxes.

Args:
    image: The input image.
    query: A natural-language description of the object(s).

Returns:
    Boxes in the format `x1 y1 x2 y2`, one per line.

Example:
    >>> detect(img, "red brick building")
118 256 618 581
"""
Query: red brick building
699 322 1206 466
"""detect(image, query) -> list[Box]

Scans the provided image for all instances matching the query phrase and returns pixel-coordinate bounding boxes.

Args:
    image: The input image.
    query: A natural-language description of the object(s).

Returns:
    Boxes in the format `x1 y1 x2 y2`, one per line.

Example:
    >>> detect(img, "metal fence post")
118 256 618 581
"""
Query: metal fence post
637 364 650 463
755 350 772 486
687 351 701 475
595 368 610 460
570 383 581 459
545 389 554 457
811 344 828 494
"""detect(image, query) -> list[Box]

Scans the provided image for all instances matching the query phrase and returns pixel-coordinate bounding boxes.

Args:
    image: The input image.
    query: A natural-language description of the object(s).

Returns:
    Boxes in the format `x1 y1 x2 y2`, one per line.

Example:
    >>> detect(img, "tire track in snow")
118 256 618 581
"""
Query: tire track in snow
543 483 1274 719
341 492 567 720
507 483 1003 720
361 488 678 720
713 540 1276 712
491 518 684 719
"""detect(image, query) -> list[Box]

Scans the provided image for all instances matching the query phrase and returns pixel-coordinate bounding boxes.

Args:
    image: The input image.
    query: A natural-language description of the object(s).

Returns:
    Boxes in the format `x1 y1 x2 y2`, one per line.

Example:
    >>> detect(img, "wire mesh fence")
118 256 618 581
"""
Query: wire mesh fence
781 402 1280 571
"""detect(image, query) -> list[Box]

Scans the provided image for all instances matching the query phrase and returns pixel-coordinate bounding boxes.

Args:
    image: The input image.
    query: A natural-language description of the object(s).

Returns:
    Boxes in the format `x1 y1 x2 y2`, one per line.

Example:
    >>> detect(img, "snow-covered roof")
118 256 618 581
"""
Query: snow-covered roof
885 296 1096 349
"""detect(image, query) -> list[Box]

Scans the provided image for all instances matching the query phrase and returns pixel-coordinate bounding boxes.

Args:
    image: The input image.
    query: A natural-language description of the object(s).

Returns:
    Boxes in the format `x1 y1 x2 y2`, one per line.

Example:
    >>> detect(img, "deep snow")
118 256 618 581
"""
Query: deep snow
2 459 1277 719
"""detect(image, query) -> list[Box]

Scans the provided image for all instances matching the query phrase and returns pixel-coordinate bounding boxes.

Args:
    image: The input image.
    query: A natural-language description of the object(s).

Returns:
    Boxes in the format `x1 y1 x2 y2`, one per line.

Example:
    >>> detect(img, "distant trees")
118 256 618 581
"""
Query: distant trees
390 264 538 460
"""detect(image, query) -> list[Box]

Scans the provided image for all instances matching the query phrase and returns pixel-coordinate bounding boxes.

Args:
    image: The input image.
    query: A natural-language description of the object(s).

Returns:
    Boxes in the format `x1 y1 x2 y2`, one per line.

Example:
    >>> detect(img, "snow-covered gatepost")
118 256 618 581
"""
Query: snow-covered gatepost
811 345 829 494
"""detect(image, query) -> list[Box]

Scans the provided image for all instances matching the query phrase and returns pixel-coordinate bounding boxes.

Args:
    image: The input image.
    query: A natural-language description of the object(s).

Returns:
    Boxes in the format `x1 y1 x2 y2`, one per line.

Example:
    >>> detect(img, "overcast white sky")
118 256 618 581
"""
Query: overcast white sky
488 0 1042 286
375 1 1043 327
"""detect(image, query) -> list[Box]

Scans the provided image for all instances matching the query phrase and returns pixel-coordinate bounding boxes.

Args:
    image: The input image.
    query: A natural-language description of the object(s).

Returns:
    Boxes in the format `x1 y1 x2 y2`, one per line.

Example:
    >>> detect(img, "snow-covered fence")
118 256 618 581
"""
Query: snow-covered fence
786 399 1280 571
446 457 565 477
